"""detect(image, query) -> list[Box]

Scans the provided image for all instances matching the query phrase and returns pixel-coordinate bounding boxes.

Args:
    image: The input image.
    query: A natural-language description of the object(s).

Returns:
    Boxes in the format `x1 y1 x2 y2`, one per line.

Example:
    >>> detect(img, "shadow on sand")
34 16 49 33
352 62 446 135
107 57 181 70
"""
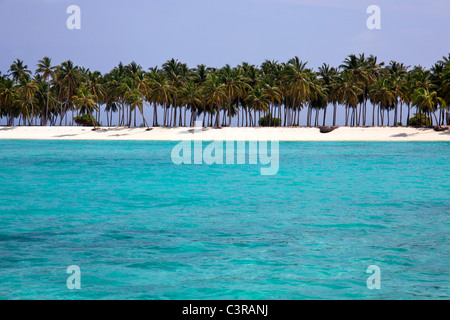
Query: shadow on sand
389 127 433 138
54 134 80 137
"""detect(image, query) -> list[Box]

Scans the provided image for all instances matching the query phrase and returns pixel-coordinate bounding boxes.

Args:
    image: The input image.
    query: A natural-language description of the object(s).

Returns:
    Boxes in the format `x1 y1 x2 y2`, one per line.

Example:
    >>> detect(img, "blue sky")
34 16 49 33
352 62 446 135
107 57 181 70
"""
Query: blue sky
0 0 449 74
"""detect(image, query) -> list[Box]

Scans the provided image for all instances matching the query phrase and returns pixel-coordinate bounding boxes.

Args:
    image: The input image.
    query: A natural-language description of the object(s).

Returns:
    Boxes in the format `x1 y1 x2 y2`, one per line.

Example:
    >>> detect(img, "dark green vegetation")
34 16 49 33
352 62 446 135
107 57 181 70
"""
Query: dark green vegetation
74 114 99 127
259 114 281 127
407 113 432 127
1 54 449 128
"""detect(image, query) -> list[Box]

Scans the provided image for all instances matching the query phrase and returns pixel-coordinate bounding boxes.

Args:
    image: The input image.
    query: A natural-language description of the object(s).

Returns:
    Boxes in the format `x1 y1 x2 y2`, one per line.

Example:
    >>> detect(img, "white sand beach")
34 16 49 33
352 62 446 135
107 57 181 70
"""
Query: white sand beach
0 126 449 141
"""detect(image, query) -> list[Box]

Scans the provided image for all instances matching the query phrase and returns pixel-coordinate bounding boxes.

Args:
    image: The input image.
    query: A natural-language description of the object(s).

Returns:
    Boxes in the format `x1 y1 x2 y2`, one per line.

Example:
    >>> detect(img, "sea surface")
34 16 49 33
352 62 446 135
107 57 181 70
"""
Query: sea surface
0 140 448 299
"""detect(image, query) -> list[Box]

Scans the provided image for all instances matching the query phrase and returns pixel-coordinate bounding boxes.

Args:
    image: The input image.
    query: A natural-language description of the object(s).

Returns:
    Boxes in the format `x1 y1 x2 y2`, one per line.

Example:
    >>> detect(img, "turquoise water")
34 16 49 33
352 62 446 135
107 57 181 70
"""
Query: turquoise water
0 140 448 300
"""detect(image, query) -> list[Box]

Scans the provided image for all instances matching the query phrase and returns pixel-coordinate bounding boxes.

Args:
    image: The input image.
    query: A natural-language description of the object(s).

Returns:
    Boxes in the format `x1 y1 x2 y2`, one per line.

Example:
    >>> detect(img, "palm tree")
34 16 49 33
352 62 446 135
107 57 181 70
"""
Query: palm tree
401 72 415 126
309 78 329 126
58 60 82 125
261 79 281 126
86 71 105 124
318 64 338 126
36 57 56 126
387 61 409 126
16 77 39 125
192 64 211 126
179 82 201 126
126 88 150 129
412 88 446 128
219 65 249 127
362 55 383 126
125 62 144 127
9 59 31 83
431 61 449 125
240 62 261 126
340 54 382 126
72 86 99 128
203 73 226 128
370 76 395 126
261 60 283 125
147 71 174 127
336 71 362 126
162 59 188 127
246 86 271 126
0 78 17 126
282 57 311 126
109 62 128 126
441 60 450 124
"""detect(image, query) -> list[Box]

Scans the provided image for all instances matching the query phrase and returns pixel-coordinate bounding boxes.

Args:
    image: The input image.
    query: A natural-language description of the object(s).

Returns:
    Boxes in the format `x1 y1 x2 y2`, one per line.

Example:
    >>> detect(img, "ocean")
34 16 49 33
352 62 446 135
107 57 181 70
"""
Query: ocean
0 140 448 299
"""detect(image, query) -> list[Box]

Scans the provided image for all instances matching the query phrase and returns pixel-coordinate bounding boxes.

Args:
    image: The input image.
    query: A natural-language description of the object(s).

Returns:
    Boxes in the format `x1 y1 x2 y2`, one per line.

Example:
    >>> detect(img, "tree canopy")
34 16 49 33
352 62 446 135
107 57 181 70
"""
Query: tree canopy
1 54 449 128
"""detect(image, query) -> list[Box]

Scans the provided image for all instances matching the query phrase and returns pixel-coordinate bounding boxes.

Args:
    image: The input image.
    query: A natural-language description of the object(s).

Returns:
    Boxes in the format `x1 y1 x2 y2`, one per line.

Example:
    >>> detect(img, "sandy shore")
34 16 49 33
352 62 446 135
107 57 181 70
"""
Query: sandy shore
0 126 449 141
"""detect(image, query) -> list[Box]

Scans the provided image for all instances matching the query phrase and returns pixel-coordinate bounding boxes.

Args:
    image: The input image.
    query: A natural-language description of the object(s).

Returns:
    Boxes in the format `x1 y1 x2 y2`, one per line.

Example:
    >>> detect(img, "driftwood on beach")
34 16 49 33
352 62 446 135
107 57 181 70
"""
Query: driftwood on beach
319 126 338 133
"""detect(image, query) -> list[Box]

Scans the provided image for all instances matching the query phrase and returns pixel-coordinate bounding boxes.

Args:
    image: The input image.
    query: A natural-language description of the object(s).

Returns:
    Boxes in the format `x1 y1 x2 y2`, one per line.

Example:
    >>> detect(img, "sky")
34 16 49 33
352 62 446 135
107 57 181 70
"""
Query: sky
1 0 449 74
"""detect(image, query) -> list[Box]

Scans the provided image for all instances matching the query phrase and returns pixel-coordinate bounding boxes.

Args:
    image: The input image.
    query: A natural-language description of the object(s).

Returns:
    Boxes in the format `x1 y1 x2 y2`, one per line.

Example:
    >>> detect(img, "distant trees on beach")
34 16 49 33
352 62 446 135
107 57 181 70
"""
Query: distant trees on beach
0 54 449 128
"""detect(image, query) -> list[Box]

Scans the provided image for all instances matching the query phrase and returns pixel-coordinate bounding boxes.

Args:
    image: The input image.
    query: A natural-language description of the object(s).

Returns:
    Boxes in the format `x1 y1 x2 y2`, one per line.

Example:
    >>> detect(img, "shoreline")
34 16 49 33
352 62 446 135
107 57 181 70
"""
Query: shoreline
0 126 449 141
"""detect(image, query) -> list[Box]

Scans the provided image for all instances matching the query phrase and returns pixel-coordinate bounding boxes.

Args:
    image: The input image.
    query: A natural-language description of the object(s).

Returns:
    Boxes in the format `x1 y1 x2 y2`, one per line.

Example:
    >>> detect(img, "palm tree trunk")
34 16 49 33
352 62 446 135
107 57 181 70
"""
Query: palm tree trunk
400 103 403 125
333 103 337 126
372 103 376 126
394 102 398 126
139 105 150 129
228 102 232 127
163 104 167 127
215 107 221 128
45 78 50 126
377 105 380 126
245 107 248 127
173 100 178 127
432 111 440 128
128 105 132 128
153 103 158 126
357 104 362 126
345 106 349 126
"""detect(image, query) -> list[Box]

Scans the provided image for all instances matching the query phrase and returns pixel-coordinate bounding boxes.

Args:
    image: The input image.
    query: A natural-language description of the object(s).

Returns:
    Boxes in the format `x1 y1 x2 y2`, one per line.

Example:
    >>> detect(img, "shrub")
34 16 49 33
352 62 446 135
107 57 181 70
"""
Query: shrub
258 113 281 127
74 114 100 127
407 113 431 127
